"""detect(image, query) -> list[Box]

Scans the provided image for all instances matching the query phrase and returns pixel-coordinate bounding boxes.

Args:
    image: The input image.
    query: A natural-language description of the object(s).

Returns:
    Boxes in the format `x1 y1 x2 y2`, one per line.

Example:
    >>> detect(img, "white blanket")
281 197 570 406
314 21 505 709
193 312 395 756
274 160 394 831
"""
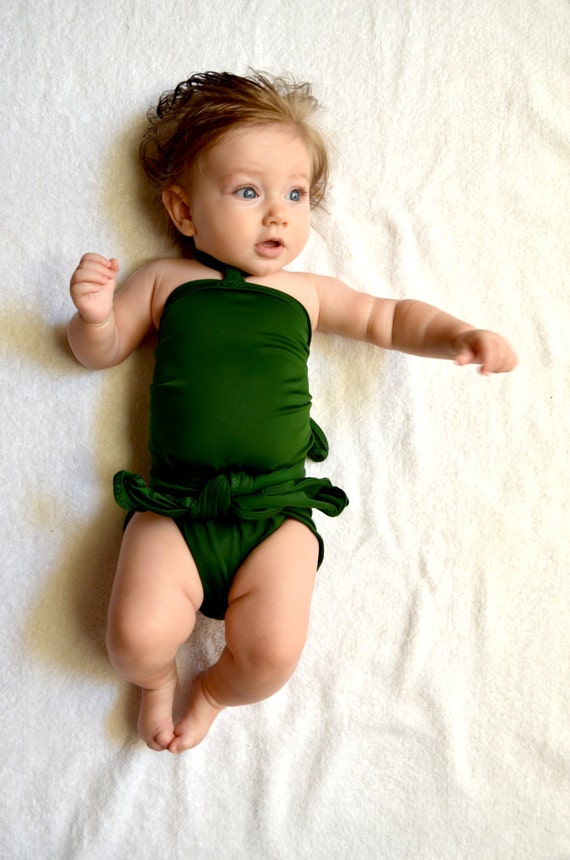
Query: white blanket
1 1 568 857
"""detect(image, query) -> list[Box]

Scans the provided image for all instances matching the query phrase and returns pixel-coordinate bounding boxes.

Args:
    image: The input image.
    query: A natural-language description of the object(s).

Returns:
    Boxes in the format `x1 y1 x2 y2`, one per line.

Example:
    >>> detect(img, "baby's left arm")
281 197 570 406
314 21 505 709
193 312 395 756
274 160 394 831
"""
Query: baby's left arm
314 276 517 374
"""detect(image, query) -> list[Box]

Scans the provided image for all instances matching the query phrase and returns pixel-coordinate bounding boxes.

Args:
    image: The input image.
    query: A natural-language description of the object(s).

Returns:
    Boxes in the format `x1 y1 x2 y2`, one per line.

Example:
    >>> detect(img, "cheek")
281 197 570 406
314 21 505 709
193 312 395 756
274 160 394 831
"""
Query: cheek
298 210 311 235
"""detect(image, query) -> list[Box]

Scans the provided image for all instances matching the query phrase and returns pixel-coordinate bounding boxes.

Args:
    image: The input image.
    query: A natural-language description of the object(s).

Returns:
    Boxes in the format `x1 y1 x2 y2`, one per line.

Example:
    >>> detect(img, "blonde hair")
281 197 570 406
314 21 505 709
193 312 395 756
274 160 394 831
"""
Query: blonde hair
140 71 329 211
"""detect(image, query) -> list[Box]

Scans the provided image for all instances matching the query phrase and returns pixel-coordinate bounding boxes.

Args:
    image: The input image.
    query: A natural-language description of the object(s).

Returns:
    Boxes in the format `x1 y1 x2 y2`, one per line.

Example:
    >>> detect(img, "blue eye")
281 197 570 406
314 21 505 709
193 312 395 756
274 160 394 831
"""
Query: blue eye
236 186 258 199
288 188 306 202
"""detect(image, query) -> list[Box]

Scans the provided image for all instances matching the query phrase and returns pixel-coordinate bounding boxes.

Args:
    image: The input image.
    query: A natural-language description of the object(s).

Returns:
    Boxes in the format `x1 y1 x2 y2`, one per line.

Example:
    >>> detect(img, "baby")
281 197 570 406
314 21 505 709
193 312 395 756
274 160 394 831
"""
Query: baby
68 71 517 754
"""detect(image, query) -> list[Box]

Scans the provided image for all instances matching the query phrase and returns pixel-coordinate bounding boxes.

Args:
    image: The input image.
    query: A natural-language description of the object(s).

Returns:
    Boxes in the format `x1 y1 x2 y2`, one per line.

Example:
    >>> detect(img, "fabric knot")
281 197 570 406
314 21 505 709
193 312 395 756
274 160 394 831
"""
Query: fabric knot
193 472 255 519
113 463 348 523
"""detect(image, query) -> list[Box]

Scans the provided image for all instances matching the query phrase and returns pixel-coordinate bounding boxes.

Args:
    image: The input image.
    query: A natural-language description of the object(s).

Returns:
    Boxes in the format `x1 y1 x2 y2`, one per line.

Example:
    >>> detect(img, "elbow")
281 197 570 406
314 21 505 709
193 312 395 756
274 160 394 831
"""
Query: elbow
365 297 398 350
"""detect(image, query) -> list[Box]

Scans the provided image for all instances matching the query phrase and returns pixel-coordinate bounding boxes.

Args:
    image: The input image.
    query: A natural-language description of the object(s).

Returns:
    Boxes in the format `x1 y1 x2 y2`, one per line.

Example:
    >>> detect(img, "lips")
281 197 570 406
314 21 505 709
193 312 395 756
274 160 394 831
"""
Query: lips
255 239 284 258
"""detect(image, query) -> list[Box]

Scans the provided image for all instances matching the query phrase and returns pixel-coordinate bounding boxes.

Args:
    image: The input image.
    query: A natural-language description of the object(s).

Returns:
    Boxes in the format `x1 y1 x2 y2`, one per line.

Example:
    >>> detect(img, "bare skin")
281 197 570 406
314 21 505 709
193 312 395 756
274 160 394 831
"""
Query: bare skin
107 513 318 753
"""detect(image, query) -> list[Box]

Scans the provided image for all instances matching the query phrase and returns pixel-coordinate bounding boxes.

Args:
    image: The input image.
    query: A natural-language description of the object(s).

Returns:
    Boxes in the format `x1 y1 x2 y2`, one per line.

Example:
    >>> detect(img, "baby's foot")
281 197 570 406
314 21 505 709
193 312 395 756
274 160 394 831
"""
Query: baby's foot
137 668 178 751
168 673 224 754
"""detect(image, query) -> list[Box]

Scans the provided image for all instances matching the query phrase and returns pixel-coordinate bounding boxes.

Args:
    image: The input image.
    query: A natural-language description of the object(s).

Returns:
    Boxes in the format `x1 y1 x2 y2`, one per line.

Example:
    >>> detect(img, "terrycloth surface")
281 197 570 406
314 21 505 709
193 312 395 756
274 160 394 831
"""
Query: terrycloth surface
1 1 568 858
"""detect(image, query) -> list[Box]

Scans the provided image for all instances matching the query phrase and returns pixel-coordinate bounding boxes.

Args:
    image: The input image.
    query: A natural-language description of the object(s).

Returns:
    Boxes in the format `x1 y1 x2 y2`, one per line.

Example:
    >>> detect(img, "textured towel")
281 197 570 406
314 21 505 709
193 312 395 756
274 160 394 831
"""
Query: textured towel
1 1 568 858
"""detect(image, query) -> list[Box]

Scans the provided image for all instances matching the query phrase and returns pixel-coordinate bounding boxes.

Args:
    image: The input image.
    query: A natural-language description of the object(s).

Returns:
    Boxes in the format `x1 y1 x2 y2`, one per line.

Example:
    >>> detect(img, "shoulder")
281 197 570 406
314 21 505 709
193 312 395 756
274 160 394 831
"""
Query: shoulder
265 270 378 337
121 256 214 327
115 257 189 298
136 256 206 291
312 274 371 336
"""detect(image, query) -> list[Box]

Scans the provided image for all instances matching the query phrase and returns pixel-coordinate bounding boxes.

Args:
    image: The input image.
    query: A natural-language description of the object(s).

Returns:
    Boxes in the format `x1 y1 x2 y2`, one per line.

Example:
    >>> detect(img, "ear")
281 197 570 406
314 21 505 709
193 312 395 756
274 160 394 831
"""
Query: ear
161 185 195 236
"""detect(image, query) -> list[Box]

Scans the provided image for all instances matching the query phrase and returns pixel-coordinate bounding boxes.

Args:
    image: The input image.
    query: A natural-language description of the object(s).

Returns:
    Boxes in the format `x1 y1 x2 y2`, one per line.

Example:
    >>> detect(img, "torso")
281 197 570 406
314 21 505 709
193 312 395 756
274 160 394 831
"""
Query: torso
149 256 321 333
149 256 316 475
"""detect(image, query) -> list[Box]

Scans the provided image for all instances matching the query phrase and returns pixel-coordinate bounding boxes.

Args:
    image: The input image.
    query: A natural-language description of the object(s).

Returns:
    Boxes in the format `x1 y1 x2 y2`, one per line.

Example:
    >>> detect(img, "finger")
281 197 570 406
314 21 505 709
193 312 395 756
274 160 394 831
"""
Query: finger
71 259 117 286
71 269 113 288
78 252 112 267
455 348 475 367
481 342 511 374
76 254 118 280
479 353 497 375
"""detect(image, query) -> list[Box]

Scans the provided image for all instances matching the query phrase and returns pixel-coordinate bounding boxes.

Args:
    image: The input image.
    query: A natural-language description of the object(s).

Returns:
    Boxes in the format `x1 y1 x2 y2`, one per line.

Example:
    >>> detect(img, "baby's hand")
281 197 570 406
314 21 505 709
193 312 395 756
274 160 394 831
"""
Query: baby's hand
454 329 518 375
70 253 119 325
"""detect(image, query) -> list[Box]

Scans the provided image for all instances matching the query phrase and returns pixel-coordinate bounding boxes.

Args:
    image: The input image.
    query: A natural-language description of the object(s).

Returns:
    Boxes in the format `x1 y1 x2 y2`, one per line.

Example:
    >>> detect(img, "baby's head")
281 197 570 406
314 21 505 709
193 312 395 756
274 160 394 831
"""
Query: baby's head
140 71 329 247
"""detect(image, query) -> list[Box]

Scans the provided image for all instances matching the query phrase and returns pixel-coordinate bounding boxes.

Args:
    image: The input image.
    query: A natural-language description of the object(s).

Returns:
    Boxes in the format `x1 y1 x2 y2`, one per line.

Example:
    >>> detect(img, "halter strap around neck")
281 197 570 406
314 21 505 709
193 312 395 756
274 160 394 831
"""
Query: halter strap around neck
193 248 251 279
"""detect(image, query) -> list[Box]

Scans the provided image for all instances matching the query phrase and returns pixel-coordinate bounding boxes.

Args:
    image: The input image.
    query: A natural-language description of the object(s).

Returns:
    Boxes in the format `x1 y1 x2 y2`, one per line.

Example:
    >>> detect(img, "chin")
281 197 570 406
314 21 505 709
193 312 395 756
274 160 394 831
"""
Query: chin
249 261 284 278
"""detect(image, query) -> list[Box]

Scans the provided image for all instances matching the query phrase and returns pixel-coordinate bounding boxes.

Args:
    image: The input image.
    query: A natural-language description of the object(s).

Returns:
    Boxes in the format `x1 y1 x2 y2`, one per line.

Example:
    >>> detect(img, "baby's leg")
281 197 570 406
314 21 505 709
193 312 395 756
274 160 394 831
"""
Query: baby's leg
169 518 319 753
106 512 204 751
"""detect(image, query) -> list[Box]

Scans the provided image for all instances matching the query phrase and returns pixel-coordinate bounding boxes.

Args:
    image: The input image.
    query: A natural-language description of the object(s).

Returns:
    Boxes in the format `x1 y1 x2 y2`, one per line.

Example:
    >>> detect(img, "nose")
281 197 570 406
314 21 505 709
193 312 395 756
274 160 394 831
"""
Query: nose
262 199 287 227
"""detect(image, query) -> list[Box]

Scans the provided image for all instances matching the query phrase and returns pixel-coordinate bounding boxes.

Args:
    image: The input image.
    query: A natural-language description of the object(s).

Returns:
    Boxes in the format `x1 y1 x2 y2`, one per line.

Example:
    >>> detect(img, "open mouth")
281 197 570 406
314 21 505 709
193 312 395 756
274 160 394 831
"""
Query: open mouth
256 239 284 257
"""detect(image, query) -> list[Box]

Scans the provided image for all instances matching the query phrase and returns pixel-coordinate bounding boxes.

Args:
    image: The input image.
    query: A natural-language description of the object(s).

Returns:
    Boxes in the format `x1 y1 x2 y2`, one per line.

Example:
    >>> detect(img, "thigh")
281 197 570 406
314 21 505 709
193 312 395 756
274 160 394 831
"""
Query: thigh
225 518 320 661
108 512 204 650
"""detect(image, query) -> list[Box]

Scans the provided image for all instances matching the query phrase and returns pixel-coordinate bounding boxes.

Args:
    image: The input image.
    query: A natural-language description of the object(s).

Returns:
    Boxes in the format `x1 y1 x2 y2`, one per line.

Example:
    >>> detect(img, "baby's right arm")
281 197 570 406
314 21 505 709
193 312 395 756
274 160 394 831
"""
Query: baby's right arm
68 253 156 369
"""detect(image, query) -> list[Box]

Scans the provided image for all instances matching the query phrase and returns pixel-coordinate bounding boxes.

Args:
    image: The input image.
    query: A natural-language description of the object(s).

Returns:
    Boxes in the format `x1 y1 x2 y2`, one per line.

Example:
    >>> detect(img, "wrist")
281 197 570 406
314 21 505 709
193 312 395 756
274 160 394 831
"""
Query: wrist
78 311 114 329
452 327 476 353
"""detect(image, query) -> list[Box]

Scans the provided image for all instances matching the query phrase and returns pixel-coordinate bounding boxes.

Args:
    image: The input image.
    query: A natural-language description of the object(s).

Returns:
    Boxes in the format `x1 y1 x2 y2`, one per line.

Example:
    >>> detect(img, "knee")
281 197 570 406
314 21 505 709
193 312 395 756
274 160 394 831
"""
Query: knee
105 616 140 672
106 613 165 674
234 631 305 689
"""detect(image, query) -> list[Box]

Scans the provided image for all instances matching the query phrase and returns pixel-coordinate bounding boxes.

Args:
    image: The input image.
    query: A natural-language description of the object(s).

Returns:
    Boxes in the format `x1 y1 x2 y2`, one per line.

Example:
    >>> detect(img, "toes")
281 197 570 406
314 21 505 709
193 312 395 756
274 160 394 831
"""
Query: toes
167 717 201 753
152 728 176 751
139 720 175 751
167 733 195 755
145 736 169 752
137 673 178 751
138 704 176 751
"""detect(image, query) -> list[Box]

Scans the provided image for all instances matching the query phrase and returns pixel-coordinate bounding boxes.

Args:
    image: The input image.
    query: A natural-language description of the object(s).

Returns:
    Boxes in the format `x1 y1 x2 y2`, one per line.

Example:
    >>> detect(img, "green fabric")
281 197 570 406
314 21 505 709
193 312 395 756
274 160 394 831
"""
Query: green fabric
149 268 323 475
114 260 348 618
114 463 346 522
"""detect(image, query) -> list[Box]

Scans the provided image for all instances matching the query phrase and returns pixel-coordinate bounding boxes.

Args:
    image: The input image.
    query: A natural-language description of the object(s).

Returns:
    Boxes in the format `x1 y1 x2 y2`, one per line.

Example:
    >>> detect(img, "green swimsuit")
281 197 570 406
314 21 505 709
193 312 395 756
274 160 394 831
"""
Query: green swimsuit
114 251 348 619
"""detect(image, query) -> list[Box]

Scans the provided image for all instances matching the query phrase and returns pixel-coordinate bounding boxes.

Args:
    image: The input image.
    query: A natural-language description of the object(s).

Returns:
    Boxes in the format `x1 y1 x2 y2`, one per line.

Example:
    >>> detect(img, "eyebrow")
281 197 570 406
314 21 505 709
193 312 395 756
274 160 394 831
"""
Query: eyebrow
219 169 311 183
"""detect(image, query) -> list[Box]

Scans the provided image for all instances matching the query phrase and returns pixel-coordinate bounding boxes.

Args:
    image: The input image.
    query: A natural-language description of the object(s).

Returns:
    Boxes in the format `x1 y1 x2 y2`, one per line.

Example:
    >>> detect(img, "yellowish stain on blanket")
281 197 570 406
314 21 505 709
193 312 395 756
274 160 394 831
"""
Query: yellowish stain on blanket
23 344 152 710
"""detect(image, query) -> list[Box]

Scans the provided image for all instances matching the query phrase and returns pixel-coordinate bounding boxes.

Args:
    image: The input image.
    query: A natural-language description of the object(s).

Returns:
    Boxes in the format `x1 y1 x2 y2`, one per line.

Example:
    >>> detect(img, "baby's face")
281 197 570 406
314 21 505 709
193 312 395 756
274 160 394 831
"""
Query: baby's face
182 124 312 276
